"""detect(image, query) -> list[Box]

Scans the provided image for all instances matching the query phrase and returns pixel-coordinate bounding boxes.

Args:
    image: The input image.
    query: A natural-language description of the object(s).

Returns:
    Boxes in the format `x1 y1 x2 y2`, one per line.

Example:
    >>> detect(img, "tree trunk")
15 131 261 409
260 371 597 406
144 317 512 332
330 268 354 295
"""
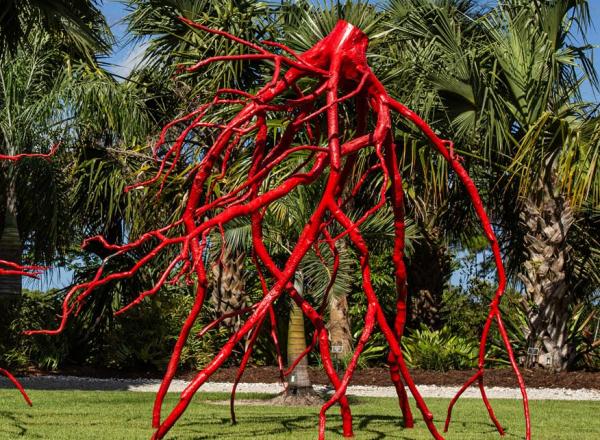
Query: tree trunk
287 273 311 391
210 248 247 333
270 273 322 405
0 176 22 297
407 227 451 329
328 291 353 359
327 240 353 359
519 185 574 371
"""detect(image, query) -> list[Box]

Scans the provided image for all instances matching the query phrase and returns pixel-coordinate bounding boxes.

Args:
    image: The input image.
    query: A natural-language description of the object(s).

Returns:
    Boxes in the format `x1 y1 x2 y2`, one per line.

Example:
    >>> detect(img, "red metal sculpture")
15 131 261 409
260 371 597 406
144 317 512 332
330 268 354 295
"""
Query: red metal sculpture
26 21 530 439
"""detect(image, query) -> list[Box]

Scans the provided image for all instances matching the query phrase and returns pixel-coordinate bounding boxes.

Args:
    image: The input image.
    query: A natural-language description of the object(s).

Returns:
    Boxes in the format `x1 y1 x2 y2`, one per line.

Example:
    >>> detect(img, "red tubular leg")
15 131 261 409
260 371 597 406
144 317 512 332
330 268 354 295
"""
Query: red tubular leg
444 317 503 434
0 142 59 162
0 259 45 278
0 368 32 406
448 314 503 433
153 224 325 439
152 234 210 428
479 375 505 435
152 283 284 438
384 139 414 428
250 212 354 438
385 97 530 439
154 126 346 438
230 314 268 424
328 204 444 440
389 358 412 427
495 312 530 433
444 369 480 432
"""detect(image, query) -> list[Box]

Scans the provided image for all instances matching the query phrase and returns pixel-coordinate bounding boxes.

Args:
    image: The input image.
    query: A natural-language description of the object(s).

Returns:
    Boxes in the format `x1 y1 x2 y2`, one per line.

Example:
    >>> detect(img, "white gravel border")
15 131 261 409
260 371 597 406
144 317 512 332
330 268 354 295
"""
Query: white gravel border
2 376 599 401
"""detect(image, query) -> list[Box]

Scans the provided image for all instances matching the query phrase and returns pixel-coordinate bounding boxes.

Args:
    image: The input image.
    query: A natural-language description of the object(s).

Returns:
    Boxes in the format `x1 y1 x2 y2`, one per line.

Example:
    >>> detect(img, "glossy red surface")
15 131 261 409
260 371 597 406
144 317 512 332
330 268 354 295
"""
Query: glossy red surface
24 20 530 439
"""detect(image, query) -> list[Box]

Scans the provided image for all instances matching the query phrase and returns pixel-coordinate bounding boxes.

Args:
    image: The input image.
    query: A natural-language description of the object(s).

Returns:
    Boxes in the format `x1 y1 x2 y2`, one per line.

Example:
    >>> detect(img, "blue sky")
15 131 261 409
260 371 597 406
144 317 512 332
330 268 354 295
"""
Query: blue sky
26 0 600 291
101 1 142 78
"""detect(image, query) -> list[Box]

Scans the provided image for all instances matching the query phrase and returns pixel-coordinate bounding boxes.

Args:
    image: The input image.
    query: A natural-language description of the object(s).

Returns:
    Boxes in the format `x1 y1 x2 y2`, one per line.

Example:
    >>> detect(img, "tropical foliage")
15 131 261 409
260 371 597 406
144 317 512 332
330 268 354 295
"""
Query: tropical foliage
0 0 598 375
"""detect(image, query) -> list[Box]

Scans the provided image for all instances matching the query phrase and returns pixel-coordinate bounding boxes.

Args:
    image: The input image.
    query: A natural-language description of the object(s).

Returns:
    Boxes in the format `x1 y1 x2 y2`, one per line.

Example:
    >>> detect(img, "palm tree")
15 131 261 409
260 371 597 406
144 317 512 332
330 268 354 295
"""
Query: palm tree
287 273 312 392
0 20 152 297
387 0 600 370
0 32 73 296
124 0 274 96
0 0 111 58
0 0 113 298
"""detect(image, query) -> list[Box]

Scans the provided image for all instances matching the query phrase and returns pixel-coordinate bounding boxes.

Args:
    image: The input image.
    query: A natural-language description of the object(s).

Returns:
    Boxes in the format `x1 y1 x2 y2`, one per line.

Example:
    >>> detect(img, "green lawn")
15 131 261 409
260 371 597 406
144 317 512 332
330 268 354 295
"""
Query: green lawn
0 390 599 439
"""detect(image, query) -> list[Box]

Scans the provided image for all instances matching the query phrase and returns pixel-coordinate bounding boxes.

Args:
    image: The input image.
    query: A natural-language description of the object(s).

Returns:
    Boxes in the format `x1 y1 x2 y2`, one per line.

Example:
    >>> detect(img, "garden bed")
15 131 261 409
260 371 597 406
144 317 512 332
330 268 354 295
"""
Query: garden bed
23 366 600 390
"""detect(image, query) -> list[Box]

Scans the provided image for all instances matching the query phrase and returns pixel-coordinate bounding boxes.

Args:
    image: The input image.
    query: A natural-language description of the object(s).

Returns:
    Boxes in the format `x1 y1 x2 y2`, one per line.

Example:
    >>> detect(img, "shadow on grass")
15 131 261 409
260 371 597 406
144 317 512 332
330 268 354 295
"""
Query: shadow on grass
0 394 523 440
0 410 30 437
176 414 393 439
173 414 519 440
175 412 516 440
0 408 522 440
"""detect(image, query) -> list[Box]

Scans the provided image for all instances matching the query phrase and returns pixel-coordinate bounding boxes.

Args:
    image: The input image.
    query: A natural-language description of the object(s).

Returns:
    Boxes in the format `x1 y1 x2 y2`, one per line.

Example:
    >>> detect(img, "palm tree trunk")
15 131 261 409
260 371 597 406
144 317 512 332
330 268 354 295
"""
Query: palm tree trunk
287 273 311 391
328 292 353 358
519 184 574 371
270 272 321 405
407 227 450 329
0 174 22 297
210 249 247 333
327 240 353 358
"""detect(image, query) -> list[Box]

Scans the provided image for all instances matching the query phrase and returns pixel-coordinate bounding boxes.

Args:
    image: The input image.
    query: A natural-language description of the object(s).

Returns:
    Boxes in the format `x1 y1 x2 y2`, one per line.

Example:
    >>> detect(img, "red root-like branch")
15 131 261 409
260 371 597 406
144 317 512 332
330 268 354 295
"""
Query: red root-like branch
0 142 59 162
25 19 530 440
0 368 32 406
0 260 45 278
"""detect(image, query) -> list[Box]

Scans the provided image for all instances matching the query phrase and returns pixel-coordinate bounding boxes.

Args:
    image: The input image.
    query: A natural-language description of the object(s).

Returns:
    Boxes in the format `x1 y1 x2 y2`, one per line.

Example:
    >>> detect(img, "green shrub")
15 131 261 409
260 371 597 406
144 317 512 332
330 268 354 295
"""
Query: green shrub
1 290 70 370
401 325 478 371
0 287 233 373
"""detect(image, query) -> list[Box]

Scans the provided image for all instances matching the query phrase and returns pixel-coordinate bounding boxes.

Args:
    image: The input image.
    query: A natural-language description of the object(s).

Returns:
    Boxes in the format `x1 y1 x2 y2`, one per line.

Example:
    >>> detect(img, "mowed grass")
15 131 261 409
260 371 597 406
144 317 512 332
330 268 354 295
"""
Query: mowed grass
0 390 599 439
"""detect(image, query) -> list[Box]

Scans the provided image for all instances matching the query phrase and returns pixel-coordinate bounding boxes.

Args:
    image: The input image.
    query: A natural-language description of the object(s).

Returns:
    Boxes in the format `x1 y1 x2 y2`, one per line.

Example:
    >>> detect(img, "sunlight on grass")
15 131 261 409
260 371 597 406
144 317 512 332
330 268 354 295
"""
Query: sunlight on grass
0 390 599 439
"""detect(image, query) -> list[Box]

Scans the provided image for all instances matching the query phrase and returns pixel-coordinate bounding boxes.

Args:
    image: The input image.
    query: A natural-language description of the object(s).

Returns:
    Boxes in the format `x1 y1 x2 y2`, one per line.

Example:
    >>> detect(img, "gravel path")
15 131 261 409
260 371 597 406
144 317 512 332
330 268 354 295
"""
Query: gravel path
2 376 599 401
